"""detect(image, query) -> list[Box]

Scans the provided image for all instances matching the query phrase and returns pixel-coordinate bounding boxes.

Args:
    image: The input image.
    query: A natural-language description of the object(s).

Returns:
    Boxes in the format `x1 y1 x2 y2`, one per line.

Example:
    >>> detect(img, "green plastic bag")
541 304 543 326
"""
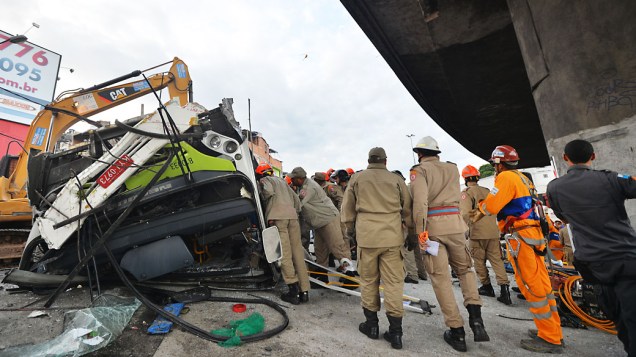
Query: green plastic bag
211 312 265 347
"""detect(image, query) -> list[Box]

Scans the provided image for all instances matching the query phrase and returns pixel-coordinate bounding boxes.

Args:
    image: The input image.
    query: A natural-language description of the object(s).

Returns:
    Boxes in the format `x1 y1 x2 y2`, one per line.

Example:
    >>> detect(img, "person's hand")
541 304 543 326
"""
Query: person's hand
472 211 485 223
418 231 429 252
267 220 275 227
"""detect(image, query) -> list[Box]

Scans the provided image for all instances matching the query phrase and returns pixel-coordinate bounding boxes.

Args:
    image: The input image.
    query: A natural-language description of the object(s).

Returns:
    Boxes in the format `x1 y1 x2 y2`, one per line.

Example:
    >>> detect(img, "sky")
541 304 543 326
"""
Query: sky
1 0 487 177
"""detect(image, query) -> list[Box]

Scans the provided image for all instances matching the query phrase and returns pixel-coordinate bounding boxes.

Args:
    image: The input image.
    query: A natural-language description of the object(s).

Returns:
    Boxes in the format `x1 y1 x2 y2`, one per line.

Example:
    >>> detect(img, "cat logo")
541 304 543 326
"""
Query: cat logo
98 87 131 103
108 88 128 101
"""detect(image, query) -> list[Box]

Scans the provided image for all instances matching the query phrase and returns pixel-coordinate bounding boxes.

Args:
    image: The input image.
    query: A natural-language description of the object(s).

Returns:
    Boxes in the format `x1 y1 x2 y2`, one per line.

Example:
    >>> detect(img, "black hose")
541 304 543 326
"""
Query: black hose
44 152 175 308
102 246 289 343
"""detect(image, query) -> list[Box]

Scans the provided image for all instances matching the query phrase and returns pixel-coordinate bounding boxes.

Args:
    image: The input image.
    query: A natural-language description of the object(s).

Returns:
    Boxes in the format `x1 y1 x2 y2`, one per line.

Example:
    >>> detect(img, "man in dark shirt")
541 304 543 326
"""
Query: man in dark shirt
546 139 636 356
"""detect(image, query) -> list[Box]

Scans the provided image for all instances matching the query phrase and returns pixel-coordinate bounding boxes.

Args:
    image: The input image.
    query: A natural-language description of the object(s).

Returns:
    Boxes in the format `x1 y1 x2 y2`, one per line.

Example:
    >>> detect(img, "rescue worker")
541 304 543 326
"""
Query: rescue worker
546 139 636 356
460 165 512 305
256 163 310 304
410 136 489 352
326 168 335 183
289 167 353 274
332 169 350 200
288 173 311 250
314 172 343 209
332 169 356 251
545 213 565 262
341 147 413 350
558 225 573 265
315 171 352 257
476 145 564 353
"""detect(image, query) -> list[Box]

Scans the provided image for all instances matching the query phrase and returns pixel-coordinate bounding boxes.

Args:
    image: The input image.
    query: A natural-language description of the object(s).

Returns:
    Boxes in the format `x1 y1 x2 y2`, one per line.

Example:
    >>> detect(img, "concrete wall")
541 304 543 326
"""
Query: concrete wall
507 0 636 224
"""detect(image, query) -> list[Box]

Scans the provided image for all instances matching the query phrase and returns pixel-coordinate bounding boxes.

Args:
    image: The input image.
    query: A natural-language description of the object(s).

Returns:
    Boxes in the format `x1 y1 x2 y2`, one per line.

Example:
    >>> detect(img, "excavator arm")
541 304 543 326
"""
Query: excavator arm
1 57 192 203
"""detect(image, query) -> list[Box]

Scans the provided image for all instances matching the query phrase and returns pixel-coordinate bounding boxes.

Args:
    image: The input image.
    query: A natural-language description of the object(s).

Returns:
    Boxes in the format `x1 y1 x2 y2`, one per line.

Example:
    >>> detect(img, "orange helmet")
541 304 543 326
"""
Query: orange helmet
255 163 273 176
346 168 355 176
284 175 292 185
461 165 480 178
326 168 335 176
490 145 519 164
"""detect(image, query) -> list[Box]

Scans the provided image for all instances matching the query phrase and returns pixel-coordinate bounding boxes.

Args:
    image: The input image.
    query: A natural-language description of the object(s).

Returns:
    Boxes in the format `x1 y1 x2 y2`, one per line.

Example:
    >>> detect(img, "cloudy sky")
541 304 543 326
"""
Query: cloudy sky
2 0 487 177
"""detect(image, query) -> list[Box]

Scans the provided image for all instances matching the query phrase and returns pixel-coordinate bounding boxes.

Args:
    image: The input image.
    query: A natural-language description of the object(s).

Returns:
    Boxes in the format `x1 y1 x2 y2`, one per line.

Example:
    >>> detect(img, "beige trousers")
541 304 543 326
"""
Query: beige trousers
423 232 482 328
358 245 405 317
314 214 351 266
403 245 419 279
468 238 509 286
276 219 310 292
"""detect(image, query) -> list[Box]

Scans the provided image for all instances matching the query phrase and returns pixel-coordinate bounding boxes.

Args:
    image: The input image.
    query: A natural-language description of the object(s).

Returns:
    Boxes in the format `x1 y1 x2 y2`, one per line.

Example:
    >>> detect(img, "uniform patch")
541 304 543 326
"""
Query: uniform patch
410 170 417 182
299 189 306 199
490 187 499 195
461 193 466 200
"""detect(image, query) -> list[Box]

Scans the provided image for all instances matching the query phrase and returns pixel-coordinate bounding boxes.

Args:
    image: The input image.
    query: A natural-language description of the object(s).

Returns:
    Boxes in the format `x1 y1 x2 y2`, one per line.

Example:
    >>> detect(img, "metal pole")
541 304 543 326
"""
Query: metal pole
406 134 416 165
248 98 252 143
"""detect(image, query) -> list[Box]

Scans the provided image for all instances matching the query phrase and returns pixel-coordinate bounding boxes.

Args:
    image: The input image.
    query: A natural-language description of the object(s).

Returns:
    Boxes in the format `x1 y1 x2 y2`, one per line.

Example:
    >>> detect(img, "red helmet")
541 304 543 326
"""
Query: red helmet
326 168 335 176
461 165 480 178
490 145 519 163
255 163 273 175
284 175 292 185
345 168 355 176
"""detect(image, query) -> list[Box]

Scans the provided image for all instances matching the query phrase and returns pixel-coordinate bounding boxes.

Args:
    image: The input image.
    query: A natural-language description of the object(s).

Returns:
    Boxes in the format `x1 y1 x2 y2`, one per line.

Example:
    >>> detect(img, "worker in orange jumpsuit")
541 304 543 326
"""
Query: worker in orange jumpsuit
475 145 564 354
545 214 564 262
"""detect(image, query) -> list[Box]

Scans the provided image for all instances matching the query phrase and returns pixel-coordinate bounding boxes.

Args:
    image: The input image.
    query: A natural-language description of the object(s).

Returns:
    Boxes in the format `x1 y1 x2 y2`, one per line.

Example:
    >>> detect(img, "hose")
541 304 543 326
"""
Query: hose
557 274 616 335
308 270 359 288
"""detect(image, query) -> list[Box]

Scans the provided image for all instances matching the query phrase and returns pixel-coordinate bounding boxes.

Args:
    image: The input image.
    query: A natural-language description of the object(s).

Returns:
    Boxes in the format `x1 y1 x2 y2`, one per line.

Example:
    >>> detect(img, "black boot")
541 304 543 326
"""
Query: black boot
359 308 379 339
383 315 403 349
497 284 512 305
443 327 467 352
478 283 496 297
299 291 309 303
280 283 300 305
467 304 490 342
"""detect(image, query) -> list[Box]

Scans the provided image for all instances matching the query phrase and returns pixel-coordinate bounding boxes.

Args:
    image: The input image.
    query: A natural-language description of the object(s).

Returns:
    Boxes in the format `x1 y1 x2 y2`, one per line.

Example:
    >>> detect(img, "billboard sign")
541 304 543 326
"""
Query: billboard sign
0 30 61 125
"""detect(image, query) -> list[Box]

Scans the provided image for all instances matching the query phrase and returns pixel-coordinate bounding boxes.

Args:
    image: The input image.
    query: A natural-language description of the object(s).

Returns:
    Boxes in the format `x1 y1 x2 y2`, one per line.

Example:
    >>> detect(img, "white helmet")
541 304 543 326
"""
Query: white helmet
413 136 441 153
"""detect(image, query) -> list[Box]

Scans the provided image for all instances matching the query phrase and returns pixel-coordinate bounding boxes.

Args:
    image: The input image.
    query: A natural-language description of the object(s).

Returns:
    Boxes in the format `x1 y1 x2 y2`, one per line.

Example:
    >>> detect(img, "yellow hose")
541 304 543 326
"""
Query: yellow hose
557 275 616 335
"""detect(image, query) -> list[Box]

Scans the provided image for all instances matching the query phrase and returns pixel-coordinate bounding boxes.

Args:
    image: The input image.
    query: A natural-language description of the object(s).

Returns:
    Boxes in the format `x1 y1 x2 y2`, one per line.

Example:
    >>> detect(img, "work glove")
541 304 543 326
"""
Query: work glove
405 233 418 251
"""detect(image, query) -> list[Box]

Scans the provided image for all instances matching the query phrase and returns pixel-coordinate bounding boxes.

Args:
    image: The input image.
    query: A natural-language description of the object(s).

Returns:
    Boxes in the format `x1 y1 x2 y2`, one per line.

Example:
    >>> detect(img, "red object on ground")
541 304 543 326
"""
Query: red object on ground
232 303 247 313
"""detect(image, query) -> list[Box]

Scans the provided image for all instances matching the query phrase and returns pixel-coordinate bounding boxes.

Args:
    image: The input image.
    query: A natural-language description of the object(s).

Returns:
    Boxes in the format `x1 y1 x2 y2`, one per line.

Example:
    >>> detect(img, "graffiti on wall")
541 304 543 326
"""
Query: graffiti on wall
586 69 636 114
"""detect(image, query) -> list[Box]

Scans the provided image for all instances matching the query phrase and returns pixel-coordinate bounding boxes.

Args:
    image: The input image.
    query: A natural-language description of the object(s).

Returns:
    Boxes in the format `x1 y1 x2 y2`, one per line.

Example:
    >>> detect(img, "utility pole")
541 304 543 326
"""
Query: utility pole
406 134 416 165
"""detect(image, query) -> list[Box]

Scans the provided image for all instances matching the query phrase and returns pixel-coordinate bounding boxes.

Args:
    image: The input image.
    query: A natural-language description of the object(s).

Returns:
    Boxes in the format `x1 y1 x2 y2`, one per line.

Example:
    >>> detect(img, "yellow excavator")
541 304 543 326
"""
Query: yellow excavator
0 58 192 260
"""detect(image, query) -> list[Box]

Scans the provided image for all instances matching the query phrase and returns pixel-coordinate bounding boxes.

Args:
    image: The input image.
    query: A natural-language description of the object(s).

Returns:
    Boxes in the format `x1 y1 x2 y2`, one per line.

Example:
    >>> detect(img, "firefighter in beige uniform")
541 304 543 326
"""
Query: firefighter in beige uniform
289 167 353 272
314 172 343 209
256 163 310 304
314 172 351 253
410 136 489 353
341 147 412 350
459 165 512 305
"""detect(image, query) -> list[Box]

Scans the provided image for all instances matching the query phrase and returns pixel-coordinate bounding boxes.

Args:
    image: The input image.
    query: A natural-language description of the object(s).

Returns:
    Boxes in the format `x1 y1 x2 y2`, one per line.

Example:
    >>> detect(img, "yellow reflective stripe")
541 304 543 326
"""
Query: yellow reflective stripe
528 299 549 309
532 310 553 320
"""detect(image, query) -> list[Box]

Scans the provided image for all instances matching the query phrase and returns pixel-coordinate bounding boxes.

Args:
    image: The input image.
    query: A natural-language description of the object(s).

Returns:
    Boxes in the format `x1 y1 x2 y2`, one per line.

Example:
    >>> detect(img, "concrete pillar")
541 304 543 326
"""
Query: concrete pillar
507 0 636 223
